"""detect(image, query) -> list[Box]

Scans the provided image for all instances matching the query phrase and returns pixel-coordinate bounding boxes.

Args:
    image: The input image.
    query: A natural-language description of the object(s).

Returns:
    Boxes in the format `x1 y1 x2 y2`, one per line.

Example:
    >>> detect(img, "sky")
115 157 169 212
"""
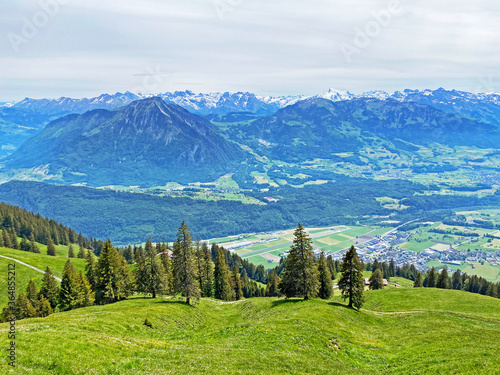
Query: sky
1 0 499 101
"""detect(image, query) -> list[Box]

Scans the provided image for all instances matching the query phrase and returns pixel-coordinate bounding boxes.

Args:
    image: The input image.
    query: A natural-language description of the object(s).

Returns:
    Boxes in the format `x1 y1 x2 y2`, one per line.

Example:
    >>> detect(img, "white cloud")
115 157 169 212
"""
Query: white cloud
1 0 499 100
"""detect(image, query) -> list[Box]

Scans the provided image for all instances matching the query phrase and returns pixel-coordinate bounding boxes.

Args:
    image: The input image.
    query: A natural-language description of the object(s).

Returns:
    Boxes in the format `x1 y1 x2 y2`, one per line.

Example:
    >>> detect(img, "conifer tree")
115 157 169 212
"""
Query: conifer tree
39 267 59 309
68 244 75 258
20 235 30 251
486 283 498 298
231 265 243 300
426 267 437 288
29 233 40 253
266 270 281 297
37 297 53 317
436 268 450 289
136 237 167 298
95 240 134 304
9 228 19 249
338 245 365 309
75 270 95 307
77 243 85 259
413 272 423 287
85 250 97 292
26 279 39 309
195 242 214 297
58 260 78 311
318 251 333 299
214 248 233 301
123 245 134 264
15 293 37 319
368 269 384 290
46 237 56 256
389 259 396 277
0 230 3 247
2 229 11 249
172 222 200 305
279 223 319 299
326 254 336 279
160 250 175 295
451 269 462 290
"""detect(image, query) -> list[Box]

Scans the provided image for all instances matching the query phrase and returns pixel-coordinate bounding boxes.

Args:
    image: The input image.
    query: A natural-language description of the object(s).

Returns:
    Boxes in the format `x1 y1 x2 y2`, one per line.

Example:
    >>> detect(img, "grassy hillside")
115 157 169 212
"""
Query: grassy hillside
0 288 498 374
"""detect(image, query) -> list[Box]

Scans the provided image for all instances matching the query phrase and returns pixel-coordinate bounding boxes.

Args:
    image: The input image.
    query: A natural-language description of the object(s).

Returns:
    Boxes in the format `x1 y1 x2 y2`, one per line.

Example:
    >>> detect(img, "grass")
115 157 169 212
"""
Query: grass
0 288 498 374
0 257 44 307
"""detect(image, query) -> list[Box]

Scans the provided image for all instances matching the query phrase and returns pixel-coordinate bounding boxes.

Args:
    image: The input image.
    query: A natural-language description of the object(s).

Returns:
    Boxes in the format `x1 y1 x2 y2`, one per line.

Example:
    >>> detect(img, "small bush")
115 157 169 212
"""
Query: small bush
143 318 154 328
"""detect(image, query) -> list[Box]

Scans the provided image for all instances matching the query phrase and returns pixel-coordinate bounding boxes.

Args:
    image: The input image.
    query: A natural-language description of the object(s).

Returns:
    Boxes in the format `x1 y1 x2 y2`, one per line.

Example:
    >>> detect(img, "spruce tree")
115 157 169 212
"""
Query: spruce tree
195 242 214 298
160 250 175 295
26 279 39 308
436 268 450 289
426 267 437 288
279 223 319 299
68 244 75 258
172 222 200 305
231 265 243 300
136 237 167 298
75 271 95 307
9 228 19 249
77 243 85 259
266 270 281 297
37 297 53 317
20 235 30 251
123 245 134 264
451 269 462 290
486 283 498 298
318 252 333 299
39 267 59 309
2 229 12 249
214 248 233 301
368 269 384 290
85 250 96 292
413 272 423 287
29 233 40 253
0 230 3 247
58 260 78 311
95 240 134 304
326 254 336 279
15 293 37 319
338 245 365 309
46 237 56 256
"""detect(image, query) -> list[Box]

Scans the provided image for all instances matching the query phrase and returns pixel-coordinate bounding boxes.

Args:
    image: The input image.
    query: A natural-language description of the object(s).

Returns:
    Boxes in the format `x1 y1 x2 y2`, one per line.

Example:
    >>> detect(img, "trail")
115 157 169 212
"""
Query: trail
0 254 62 282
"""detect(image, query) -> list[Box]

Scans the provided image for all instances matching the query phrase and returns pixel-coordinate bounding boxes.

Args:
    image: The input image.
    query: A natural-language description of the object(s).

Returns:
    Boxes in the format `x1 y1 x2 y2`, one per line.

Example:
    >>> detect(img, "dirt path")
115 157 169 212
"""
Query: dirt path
0 254 62 282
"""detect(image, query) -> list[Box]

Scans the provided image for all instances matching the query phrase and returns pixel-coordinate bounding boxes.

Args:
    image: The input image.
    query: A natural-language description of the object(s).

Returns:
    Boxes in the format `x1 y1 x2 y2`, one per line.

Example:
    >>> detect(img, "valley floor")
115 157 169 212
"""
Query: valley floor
0 288 499 374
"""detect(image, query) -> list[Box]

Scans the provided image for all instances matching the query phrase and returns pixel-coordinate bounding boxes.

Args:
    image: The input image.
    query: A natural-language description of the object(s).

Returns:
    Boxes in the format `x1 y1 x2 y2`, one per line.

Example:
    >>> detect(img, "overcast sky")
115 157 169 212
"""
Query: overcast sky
1 0 499 101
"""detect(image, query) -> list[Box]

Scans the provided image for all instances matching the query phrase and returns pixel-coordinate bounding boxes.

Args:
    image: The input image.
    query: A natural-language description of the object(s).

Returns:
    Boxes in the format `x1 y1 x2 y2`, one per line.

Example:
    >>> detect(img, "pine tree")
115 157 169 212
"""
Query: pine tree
389 259 396 277
85 250 96 292
39 267 59 309
123 245 134 264
95 240 134 304
15 293 37 319
58 260 78 311
214 248 233 300
77 243 85 259
338 245 365 309
136 237 167 298
436 268 450 289
413 272 423 287
75 271 95 307
68 244 75 258
451 269 462 290
29 233 40 253
160 250 175 295
195 242 214 297
26 279 39 309
2 229 12 249
279 223 319 299
266 270 281 297
9 228 19 249
172 222 200 305
318 251 333 299
46 237 56 256
20 235 30 251
231 265 243 300
326 254 336 279
368 269 384 290
37 297 53 317
426 267 437 288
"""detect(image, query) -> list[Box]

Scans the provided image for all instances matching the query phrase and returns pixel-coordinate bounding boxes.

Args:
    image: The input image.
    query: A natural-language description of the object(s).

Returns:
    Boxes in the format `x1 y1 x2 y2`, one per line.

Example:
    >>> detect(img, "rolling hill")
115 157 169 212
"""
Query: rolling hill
0 288 498 374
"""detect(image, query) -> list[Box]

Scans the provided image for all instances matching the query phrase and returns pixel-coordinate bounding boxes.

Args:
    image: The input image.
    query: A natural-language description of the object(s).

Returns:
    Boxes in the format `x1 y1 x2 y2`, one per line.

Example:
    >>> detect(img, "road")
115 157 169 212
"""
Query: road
0 254 62 282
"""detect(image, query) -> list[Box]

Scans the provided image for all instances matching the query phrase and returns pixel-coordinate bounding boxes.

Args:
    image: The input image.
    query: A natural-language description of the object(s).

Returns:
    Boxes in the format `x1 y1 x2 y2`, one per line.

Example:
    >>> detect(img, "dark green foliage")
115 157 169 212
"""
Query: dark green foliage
2 229 12 248
58 260 78 311
451 269 462 290
37 297 53 317
123 245 134 264
425 267 437 288
214 248 233 301
77 243 85 259
338 246 365 309
159 250 175 295
135 237 167 298
26 279 39 308
46 237 56 256
414 273 423 288
318 252 333 299
29 233 40 253
172 222 200 305
369 269 384 290
196 241 214 298
15 293 37 319
265 271 281 297
279 223 319 299
95 240 134 305
436 269 450 289
75 270 95 307
68 244 75 258
39 267 59 309
326 255 336 280
144 318 154 328
231 265 243 301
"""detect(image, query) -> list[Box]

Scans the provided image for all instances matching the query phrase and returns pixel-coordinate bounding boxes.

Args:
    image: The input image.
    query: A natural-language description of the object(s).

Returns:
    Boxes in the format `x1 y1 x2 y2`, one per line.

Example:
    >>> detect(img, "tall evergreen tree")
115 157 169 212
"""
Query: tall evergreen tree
231 265 243 300
318 251 333 299
68 244 75 258
338 245 365 309
279 223 319 299
58 260 78 311
95 240 134 304
136 237 167 298
160 249 175 295
368 269 384 290
26 279 39 308
172 222 200 305
426 267 437 288
77 243 86 259
37 297 53 317
29 233 40 253
326 254 336 280
413 272 423 288
123 245 134 264
451 269 462 290
39 267 59 308
214 248 233 300
75 270 95 307
15 293 37 319
436 268 450 289
196 242 214 297
9 228 19 249
46 237 56 256
2 229 12 249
